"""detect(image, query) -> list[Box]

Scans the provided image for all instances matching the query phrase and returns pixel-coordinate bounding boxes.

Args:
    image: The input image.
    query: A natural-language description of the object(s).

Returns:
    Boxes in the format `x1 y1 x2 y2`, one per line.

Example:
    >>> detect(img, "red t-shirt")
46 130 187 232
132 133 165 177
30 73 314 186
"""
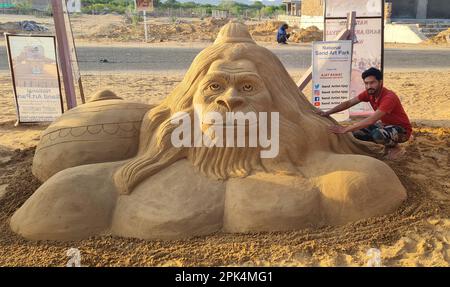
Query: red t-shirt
358 87 412 138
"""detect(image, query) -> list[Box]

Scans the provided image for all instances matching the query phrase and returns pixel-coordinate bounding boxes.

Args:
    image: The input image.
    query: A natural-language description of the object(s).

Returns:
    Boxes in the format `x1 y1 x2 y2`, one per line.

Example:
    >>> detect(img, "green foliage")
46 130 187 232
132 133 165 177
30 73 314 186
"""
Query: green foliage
13 0 33 13
79 0 283 16
81 0 133 14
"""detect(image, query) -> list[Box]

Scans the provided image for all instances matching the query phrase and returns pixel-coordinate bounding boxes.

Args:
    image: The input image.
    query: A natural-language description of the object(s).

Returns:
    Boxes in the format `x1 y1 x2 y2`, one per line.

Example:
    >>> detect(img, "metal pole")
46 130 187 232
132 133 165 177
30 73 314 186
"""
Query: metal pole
51 0 77 109
143 10 148 42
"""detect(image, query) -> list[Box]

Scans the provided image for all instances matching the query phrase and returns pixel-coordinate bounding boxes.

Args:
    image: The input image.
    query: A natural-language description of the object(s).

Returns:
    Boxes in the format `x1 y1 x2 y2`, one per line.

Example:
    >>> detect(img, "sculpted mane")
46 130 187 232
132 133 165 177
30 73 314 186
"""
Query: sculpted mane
113 22 371 195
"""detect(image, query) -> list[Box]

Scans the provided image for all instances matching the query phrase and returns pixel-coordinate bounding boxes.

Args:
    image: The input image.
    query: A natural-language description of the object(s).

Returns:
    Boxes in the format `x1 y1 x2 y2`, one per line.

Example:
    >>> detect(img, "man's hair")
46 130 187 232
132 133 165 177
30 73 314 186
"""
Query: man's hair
282 23 288 29
362 67 383 81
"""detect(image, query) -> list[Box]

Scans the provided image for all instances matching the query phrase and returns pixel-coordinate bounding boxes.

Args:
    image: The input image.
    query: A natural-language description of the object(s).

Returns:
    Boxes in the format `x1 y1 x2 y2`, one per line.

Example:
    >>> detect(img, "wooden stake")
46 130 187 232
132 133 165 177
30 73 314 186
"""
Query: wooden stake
51 0 77 109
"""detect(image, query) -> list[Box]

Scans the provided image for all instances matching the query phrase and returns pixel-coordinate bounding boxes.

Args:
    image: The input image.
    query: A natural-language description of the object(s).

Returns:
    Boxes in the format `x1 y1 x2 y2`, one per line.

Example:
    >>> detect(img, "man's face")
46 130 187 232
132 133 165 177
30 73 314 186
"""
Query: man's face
363 75 382 95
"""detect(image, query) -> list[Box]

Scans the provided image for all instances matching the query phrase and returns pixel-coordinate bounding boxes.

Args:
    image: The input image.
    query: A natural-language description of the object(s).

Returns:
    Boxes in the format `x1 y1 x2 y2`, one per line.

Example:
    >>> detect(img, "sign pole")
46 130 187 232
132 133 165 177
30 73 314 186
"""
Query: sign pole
143 10 148 42
51 0 77 109
62 0 85 104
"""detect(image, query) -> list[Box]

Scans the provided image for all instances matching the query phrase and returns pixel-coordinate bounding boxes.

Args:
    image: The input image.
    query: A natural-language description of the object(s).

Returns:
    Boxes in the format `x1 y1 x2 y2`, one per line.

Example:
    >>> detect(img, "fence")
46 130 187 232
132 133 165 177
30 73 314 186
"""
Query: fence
0 8 310 107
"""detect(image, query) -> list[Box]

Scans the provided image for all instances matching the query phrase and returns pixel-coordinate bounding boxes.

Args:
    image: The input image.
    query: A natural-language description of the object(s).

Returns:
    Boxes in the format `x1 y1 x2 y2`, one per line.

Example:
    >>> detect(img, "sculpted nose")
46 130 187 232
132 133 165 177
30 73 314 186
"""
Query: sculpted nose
216 89 244 111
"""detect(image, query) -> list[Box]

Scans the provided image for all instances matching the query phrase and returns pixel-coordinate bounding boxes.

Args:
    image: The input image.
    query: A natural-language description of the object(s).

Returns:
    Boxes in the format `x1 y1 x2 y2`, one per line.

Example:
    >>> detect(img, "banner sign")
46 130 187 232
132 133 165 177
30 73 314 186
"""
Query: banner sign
325 0 384 116
66 0 81 13
312 40 352 122
6 35 64 123
325 0 382 18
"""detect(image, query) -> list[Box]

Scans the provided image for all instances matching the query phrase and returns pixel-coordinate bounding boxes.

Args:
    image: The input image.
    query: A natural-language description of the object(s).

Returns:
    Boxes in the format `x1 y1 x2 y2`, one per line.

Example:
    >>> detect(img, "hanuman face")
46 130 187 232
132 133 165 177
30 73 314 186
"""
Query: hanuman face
193 59 273 135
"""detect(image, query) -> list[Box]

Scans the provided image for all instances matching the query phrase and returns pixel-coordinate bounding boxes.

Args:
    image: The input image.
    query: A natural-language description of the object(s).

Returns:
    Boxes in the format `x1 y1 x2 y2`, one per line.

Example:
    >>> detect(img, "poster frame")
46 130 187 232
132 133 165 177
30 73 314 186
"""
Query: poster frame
5 34 64 124
324 0 385 115
312 40 353 122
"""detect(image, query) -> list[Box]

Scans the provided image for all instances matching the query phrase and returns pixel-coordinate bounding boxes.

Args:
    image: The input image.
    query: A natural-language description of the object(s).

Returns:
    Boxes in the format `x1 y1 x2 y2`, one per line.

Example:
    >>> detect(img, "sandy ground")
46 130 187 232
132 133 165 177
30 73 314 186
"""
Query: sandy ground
0 69 449 266
1 13 449 48
0 14 320 44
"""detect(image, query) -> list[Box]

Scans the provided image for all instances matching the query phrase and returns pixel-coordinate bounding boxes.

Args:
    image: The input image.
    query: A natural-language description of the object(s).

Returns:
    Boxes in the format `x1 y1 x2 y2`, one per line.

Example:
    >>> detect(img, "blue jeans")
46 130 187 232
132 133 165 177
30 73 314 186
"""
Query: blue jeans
352 123 408 148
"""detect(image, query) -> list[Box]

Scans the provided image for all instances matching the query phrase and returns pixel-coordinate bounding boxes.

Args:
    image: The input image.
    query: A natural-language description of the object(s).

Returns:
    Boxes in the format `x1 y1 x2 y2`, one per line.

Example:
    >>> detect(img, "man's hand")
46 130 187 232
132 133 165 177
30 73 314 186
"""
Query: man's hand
314 109 329 117
329 125 348 134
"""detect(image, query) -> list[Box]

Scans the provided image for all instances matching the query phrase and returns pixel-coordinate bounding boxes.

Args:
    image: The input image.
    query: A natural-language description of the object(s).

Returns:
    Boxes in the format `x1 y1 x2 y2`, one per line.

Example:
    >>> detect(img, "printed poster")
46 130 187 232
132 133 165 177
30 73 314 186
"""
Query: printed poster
6 35 63 123
312 40 353 122
325 0 384 116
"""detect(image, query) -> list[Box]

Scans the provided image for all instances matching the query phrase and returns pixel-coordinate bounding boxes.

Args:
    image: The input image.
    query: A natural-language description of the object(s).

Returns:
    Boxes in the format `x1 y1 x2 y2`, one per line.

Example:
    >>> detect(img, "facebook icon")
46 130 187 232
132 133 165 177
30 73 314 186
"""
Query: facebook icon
314 97 320 102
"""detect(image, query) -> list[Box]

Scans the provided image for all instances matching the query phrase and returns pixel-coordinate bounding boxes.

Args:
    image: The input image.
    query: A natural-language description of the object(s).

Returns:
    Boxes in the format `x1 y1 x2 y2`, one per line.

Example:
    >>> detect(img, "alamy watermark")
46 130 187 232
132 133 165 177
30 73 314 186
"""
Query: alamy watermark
170 105 280 158
366 248 382 267
66 247 81 267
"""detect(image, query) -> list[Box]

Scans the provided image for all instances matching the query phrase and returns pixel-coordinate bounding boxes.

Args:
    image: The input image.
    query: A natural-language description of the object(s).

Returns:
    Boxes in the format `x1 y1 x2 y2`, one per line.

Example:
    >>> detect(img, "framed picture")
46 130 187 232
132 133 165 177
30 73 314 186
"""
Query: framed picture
5 34 64 123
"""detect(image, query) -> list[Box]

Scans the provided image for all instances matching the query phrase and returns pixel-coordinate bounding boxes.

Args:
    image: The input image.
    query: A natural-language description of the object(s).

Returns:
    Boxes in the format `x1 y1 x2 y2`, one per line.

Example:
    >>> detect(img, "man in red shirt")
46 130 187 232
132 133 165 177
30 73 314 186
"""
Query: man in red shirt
317 67 412 160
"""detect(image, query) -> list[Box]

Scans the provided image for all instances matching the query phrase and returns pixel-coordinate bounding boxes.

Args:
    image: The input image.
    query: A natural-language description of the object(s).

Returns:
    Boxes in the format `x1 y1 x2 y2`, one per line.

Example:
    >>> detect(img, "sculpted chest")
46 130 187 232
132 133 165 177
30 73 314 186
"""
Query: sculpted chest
111 159 321 239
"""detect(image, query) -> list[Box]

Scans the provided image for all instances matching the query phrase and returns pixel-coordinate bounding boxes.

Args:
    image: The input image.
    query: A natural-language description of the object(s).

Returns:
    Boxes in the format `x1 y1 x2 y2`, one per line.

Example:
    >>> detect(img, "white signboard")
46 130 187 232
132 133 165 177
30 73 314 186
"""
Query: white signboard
325 0 384 116
325 0 382 18
325 18 383 115
6 35 63 123
312 40 352 122
66 0 81 13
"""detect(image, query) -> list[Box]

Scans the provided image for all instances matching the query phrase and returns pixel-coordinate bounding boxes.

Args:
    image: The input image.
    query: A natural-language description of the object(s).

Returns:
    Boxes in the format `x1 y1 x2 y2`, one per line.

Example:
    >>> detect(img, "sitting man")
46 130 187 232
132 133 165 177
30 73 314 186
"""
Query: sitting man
277 23 290 44
317 67 412 159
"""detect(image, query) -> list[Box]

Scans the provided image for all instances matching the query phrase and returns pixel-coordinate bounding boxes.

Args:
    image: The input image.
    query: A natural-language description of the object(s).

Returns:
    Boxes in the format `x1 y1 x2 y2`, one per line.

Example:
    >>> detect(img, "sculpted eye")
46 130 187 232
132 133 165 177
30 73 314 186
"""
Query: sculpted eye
242 84 253 92
209 83 222 91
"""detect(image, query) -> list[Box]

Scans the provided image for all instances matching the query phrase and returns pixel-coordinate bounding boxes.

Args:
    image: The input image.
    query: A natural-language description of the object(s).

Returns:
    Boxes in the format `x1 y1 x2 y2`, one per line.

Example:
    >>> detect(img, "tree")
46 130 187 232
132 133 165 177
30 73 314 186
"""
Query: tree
251 1 264 10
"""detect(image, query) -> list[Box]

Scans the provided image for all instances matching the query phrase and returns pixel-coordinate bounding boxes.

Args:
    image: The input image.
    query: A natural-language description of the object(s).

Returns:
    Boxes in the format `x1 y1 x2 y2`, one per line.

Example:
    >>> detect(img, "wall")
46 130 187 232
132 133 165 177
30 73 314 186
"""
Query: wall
301 0 324 16
391 0 418 19
427 0 450 19
384 23 427 43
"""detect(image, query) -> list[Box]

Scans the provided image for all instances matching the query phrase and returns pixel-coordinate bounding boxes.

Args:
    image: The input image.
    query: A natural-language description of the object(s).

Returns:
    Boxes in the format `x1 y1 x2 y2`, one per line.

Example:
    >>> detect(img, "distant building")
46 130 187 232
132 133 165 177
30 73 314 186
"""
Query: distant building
389 0 449 20
299 0 449 22
212 10 228 19
282 0 301 16
299 0 324 29
12 45 59 89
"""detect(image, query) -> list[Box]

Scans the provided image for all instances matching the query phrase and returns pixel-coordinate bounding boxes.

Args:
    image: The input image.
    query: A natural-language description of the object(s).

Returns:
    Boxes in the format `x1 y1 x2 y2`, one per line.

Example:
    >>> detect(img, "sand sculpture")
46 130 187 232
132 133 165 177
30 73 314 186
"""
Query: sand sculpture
32 90 152 181
10 22 407 241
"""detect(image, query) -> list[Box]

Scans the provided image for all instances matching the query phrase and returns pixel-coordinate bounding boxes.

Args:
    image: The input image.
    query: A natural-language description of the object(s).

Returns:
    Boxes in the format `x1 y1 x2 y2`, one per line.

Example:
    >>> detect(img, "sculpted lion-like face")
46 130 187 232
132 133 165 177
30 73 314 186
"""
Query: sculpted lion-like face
113 23 371 194
194 59 272 113
193 59 273 136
